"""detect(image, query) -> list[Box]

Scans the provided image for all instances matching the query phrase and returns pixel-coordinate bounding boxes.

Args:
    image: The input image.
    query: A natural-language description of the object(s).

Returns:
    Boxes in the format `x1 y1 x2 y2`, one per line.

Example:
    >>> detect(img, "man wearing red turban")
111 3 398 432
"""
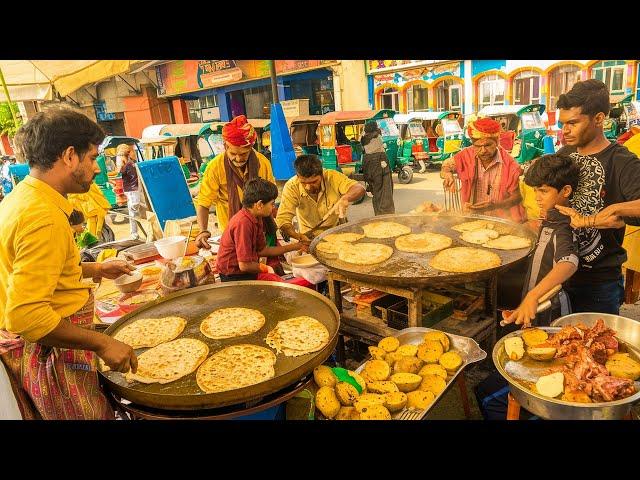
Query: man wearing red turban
440 116 524 222
195 115 275 248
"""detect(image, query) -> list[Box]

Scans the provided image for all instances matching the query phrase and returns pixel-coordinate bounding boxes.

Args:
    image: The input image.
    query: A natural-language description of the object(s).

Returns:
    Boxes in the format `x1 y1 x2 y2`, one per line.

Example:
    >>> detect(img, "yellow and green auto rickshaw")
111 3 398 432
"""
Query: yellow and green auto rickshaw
318 109 414 183
606 94 636 140
394 111 467 168
476 104 551 164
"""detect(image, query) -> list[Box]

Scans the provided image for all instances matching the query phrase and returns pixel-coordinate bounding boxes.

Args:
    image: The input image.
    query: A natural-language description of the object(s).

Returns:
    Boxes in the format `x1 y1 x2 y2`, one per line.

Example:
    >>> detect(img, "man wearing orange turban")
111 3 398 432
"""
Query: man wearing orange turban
195 115 275 248
440 117 524 222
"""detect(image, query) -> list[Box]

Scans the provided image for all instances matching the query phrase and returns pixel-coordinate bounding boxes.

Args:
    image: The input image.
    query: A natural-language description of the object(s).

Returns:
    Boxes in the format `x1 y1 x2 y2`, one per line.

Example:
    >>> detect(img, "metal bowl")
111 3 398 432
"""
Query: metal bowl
493 313 640 420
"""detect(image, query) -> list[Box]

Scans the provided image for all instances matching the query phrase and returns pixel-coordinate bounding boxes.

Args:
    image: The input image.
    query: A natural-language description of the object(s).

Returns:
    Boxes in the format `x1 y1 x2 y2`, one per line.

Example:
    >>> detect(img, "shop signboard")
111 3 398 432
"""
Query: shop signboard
156 60 337 97
201 107 221 122
280 99 310 118
372 61 461 89
366 60 447 74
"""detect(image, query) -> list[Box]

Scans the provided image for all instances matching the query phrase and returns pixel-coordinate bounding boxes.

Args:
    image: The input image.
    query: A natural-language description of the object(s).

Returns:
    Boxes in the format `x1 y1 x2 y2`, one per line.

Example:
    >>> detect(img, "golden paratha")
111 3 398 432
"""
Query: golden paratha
196 344 276 393
125 338 209 385
266 316 330 357
395 232 452 253
362 221 411 239
200 307 265 339
316 241 347 256
460 228 500 245
450 220 495 232
338 242 393 265
323 232 364 243
483 235 532 250
429 247 501 273
113 316 187 349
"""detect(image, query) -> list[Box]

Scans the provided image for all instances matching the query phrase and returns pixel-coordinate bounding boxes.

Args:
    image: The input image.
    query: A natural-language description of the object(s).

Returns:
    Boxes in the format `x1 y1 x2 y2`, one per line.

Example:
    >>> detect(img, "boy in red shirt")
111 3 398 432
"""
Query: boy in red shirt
216 178 304 282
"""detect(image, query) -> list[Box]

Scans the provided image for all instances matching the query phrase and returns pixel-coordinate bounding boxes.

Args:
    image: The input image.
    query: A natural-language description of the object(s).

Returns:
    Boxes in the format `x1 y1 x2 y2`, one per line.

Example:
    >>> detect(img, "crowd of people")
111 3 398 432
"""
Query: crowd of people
0 78 639 420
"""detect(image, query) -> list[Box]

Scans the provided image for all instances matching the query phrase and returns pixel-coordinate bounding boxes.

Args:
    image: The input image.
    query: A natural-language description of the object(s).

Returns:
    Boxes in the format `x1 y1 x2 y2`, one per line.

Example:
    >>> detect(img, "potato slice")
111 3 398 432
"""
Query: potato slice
391 372 422 392
335 382 360 406
367 380 399 394
354 393 387 413
315 386 341 419
335 406 361 420
313 365 337 388
521 328 548 347
535 372 564 398
527 347 557 361
364 359 391 381
418 364 448 379
417 340 444 363
439 351 463 374
419 374 447 395
378 336 400 353
407 390 435 410
384 351 406 367
360 404 392 420
396 344 419 357
368 346 387 360
423 331 450 352
393 356 424 375
606 353 640 381
347 370 367 393
384 391 408 412
504 337 525 361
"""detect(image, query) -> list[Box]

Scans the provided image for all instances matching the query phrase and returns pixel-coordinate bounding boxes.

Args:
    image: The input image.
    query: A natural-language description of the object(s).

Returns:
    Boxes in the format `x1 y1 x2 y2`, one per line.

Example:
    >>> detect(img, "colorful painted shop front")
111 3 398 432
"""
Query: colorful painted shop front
367 61 465 114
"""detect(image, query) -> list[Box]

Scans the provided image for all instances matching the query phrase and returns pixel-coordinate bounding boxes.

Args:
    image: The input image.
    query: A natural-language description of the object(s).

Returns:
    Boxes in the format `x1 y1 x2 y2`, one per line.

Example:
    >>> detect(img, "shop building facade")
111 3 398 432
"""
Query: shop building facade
367 60 639 115
154 60 369 122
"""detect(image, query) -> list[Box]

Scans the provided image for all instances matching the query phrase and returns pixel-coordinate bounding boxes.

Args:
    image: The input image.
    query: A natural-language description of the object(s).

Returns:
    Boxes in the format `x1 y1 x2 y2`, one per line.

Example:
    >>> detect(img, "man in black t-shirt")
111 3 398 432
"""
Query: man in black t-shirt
552 80 640 314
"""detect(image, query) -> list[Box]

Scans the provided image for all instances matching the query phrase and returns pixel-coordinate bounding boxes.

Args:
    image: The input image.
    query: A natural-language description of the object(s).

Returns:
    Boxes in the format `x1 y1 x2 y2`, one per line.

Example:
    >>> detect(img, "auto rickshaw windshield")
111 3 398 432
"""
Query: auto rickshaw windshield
442 119 463 135
521 111 544 129
408 121 427 137
375 118 400 137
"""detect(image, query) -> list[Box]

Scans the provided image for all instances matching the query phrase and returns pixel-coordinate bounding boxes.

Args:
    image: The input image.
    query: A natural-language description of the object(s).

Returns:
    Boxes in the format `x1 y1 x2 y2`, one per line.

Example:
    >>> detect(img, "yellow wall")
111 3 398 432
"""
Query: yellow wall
336 61 370 111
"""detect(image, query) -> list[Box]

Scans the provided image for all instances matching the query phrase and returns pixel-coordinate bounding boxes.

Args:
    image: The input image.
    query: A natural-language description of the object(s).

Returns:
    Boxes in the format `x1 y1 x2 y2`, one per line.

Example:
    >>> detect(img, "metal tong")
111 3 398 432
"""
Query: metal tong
443 174 462 212
499 284 563 326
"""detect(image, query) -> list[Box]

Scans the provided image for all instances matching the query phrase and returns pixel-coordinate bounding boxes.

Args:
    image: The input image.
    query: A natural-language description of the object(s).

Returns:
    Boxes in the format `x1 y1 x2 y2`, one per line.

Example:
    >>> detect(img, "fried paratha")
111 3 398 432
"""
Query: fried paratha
483 235 532 250
125 338 209 385
196 344 276 393
200 307 265 339
362 221 411 239
323 232 364 243
450 220 495 232
338 242 393 265
395 232 452 253
460 228 500 245
429 247 501 273
266 316 330 357
316 241 347 256
113 316 187 349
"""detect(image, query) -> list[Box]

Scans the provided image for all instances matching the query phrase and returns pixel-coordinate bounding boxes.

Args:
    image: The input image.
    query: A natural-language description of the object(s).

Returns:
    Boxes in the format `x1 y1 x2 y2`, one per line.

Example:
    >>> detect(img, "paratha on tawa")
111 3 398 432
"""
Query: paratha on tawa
113 316 187 349
395 232 452 253
460 228 500 245
323 232 364 243
429 247 501 273
266 316 330 357
125 338 209 385
450 220 495 232
338 242 393 265
196 344 276 393
483 235 532 250
316 241 346 256
362 221 411 239
200 307 266 339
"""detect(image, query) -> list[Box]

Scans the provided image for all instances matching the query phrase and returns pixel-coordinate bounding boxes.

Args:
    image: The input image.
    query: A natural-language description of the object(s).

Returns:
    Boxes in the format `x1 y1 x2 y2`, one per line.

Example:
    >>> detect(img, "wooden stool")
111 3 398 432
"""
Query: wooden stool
507 392 634 420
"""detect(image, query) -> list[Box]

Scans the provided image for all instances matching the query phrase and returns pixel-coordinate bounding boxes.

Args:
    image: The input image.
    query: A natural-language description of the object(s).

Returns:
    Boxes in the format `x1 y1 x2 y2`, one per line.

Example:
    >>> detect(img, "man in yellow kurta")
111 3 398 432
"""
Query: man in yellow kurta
0 108 137 420
195 115 274 248
276 154 366 244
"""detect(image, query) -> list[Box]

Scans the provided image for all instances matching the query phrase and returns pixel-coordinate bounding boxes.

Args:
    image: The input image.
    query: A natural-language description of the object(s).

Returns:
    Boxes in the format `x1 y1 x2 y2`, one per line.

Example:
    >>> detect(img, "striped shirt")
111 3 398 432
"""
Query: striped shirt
473 151 503 204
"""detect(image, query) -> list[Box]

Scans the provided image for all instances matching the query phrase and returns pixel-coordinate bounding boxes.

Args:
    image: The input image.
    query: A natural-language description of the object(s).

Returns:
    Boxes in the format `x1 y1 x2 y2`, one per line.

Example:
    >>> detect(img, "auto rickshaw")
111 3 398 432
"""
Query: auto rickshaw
476 104 551 164
246 118 272 159
606 94 636 140
318 109 414 183
395 111 467 168
289 115 322 156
